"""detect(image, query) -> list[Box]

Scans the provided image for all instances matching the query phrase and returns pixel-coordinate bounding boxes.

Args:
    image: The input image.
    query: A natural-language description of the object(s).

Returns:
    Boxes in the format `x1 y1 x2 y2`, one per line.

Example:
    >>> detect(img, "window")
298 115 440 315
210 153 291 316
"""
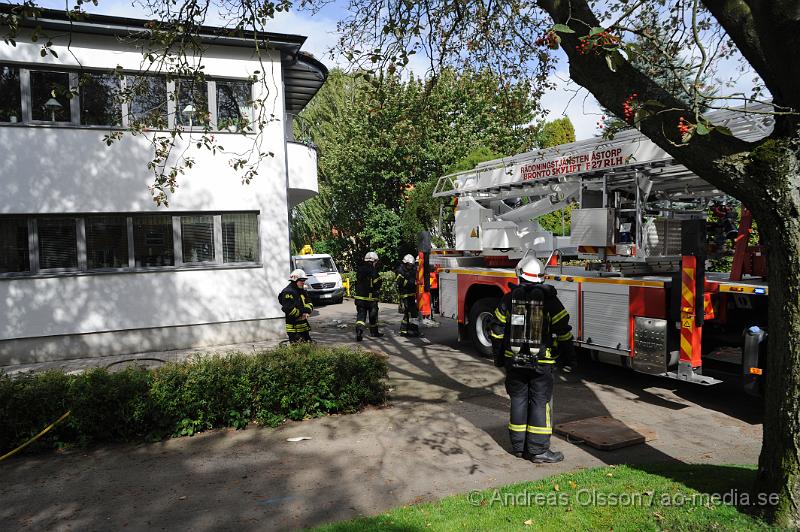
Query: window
0 212 262 277
216 80 252 130
295 257 336 275
37 218 78 270
128 75 168 128
222 213 258 263
86 216 128 269
181 215 214 263
0 65 21 123
30 70 73 123
133 215 174 267
0 218 30 273
176 78 209 127
80 72 122 126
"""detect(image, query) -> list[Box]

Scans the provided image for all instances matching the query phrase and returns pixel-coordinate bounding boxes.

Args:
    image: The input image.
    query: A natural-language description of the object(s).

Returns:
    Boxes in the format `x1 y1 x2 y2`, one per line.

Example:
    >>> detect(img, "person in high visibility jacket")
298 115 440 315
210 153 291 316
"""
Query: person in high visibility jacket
395 254 420 336
429 267 439 314
490 255 576 464
354 251 383 341
278 269 314 343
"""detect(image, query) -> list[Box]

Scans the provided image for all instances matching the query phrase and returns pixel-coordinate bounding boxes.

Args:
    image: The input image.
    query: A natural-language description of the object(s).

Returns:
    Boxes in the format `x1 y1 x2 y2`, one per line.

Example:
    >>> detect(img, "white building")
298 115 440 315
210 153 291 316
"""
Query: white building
0 8 327 364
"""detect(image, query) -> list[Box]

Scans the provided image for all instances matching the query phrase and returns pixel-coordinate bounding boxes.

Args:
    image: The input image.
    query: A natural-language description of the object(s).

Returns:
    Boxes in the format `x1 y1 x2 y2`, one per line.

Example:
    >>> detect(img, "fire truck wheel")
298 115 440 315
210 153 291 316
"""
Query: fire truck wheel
468 297 500 358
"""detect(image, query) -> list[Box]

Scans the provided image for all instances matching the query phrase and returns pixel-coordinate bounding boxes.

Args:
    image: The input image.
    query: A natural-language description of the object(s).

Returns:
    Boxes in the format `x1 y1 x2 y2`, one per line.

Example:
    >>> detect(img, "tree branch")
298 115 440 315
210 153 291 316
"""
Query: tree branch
701 1 776 98
536 0 763 201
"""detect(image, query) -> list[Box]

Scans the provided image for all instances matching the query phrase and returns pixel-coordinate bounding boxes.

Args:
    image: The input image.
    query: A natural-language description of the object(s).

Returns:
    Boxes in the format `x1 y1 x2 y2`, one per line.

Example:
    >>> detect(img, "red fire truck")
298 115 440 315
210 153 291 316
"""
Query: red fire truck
422 106 773 393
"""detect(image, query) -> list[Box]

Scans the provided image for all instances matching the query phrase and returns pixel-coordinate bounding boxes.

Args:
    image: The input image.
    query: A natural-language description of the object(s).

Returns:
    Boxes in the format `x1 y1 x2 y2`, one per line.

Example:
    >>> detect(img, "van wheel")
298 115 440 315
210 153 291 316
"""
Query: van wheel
468 297 500 358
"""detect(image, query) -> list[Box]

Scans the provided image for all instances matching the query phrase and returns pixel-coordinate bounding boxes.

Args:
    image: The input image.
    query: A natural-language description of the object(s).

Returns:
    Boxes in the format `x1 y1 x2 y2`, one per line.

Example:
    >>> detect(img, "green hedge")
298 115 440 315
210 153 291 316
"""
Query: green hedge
0 344 388 454
343 271 400 304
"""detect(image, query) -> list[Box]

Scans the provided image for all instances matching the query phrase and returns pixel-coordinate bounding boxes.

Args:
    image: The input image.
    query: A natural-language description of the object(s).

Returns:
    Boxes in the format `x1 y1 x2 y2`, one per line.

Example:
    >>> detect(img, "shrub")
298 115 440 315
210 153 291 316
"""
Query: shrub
0 344 388 455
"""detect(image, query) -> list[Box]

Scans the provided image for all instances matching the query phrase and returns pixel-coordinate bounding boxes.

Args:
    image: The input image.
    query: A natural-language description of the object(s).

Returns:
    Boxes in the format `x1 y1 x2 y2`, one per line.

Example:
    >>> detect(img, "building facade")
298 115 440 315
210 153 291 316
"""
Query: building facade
0 9 326 364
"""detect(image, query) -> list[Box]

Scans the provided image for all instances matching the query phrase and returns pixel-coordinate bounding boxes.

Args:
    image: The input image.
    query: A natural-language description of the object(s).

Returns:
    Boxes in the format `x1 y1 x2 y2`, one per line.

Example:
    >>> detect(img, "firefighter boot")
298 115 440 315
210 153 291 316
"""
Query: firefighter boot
369 328 384 338
356 322 364 342
528 449 564 464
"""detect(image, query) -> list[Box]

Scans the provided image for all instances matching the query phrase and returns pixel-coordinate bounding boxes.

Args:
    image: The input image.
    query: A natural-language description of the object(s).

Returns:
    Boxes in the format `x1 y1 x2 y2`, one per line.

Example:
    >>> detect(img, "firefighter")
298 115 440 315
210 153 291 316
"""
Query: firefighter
354 251 383 341
278 269 314 343
490 255 576 463
395 254 420 336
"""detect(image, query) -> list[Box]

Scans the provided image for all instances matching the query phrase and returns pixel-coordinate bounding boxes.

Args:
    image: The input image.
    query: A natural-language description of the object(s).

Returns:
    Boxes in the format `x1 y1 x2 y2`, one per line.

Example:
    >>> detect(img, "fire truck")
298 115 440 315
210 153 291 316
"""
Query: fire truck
424 105 774 393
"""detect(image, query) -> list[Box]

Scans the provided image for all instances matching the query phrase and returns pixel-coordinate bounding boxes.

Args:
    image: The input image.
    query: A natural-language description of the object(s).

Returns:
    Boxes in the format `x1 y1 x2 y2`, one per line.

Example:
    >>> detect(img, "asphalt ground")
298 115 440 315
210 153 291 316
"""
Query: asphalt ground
0 301 763 531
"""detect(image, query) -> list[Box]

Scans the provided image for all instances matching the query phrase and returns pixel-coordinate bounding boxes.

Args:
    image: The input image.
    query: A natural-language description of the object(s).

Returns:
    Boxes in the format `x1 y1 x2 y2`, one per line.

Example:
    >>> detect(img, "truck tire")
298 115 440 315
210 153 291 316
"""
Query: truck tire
468 297 500 357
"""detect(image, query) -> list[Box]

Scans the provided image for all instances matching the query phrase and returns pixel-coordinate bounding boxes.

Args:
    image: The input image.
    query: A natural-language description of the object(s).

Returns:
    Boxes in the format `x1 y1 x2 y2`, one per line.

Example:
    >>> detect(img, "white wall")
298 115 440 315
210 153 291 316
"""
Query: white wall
287 142 319 208
0 30 303 343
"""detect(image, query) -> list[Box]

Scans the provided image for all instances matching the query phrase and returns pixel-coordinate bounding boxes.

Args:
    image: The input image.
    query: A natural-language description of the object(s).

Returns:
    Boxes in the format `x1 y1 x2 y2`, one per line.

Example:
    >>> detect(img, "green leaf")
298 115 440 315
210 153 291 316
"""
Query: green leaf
643 100 666 109
605 54 617 72
552 23 574 34
715 125 733 136
633 108 653 126
589 26 604 36
695 122 710 135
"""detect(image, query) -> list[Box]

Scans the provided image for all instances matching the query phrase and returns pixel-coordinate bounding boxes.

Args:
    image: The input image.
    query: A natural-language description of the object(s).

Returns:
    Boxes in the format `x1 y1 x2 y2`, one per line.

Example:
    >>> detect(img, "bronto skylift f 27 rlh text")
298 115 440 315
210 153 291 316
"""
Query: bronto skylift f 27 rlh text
425 105 774 394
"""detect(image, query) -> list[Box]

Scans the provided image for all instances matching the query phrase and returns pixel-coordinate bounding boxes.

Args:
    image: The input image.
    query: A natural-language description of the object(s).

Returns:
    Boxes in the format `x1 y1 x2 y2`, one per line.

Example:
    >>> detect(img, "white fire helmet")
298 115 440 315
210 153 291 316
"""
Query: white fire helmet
364 251 379 262
402 254 415 264
516 256 545 284
289 269 308 282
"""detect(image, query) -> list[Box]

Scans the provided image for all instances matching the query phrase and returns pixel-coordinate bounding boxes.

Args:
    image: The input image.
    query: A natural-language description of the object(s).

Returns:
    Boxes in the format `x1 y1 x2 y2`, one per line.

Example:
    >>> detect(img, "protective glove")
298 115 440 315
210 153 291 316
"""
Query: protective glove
557 342 578 372
492 342 505 368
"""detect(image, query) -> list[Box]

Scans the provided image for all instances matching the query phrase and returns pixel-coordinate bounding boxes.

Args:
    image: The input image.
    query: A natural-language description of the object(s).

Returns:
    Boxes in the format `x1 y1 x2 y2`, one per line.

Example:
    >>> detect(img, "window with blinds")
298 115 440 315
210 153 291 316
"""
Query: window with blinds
181 215 215 263
0 212 260 277
0 217 30 273
38 218 78 270
222 213 258 263
86 216 128 269
133 215 174 267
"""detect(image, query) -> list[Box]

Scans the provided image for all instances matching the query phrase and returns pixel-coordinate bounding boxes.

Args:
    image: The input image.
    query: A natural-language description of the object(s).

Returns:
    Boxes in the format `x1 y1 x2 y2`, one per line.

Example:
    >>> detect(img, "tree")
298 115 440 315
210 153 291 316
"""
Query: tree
538 116 575 147
292 68 540 269
314 0 800 524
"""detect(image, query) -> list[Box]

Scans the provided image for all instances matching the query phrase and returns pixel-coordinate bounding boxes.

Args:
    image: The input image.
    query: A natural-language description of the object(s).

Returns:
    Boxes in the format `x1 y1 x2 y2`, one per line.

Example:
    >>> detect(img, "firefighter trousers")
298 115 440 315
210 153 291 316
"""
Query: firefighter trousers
505 364 554 455
400 296 419 335
285 319 311 344
355 300 379 335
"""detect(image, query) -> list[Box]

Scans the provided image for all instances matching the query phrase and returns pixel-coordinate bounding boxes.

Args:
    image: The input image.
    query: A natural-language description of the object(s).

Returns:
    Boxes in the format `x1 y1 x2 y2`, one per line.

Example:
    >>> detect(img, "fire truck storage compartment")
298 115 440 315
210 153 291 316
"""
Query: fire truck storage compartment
455 205 491 251
547 280 579 333
581 282 631 351
438 271 459 320
571 208 615 247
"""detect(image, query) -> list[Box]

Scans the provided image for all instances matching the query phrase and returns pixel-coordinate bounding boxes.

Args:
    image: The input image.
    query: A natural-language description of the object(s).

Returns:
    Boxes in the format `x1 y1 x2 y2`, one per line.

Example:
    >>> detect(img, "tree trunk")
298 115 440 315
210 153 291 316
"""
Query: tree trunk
751 145 800 526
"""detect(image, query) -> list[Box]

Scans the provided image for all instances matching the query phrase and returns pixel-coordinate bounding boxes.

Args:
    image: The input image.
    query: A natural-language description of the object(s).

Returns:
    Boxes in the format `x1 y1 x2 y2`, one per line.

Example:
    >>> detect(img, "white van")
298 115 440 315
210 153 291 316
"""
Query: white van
291 253 345 304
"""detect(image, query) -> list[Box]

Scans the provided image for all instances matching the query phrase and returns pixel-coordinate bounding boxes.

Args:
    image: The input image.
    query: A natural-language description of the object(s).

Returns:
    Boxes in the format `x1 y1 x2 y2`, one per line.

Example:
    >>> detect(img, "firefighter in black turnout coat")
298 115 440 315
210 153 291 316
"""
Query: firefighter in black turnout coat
278 269 314 343
491 256 576 463
395 254 420 336
354 251 383 341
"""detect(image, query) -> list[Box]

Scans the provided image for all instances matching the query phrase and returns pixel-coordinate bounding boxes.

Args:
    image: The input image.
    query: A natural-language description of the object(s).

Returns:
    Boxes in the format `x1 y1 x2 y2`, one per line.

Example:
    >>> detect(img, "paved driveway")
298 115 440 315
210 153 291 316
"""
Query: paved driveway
0 301 763 531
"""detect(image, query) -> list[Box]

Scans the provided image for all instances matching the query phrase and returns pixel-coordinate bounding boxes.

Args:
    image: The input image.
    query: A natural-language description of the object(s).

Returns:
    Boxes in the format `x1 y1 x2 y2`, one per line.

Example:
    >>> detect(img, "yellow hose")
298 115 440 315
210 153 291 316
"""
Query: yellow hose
0 410 71 462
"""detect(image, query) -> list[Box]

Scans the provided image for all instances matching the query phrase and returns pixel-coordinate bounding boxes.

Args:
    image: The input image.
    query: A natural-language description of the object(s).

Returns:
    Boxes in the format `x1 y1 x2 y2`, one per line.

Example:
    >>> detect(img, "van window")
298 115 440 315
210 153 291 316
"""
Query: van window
296 257 336 274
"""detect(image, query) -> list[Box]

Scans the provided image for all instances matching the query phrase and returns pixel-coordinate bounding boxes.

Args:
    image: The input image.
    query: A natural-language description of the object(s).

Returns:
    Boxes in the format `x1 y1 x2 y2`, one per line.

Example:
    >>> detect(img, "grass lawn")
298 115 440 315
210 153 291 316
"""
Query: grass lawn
316 464 771 531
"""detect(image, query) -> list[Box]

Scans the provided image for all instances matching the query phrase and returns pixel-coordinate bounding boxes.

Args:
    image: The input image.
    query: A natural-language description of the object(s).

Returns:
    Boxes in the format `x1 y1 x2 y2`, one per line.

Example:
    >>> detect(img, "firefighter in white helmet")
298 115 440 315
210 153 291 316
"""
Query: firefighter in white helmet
395 254 420 337
354 251 383 341
278 268 314 343
490 255 576 463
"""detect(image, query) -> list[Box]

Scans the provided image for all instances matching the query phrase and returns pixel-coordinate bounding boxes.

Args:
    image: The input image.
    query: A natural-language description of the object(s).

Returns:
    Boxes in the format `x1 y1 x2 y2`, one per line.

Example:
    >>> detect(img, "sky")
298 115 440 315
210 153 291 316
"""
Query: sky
21 0 755 141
